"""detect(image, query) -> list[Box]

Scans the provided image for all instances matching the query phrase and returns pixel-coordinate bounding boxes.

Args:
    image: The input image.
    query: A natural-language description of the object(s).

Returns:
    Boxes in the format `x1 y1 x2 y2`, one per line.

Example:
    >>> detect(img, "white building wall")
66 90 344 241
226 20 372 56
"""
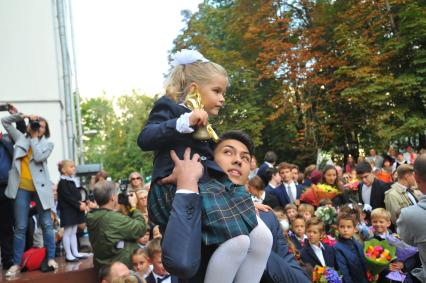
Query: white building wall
0 0 72 181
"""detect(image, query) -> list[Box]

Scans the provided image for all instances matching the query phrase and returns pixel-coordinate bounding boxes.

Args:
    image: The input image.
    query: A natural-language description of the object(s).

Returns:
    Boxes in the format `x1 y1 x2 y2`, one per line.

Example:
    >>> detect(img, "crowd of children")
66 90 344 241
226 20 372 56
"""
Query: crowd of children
271 188 422 283
5 48 423 283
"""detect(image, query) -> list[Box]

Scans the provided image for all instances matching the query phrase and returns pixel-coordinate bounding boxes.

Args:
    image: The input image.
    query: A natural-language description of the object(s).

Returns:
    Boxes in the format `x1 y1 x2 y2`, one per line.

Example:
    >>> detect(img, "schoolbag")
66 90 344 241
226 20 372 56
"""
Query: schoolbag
20 247 47 271
0 136 14 185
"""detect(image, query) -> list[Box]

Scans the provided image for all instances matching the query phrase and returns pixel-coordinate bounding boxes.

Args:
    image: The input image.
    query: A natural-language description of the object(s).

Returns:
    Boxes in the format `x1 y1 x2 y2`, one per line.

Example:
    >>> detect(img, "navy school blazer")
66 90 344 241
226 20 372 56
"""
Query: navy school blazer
289 233 309 251
300 243 336 269
137 95 215 182
334 237 369 283
269 183 304 207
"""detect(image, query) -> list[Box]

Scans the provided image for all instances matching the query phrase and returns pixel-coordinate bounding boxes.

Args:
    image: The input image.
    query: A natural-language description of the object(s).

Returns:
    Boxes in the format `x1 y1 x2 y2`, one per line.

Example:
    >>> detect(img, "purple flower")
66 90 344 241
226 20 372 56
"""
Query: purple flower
325 268 342 283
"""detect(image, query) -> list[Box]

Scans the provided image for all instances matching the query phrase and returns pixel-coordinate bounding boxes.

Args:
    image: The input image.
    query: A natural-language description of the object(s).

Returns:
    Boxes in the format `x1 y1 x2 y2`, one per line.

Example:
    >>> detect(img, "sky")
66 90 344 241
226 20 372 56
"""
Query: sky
71 0 202 98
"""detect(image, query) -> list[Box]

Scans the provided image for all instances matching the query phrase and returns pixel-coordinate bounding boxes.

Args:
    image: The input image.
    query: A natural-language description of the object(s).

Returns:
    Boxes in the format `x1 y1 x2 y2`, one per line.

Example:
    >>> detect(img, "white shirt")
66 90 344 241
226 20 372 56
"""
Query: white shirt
268 182 277 189
284 181 297 201
362 183 372 205
175 112 194 134
310 243 326 266
294 234 308 244
407 191 417 205
251 191 266 203
265 161 274 168
152 271 171 283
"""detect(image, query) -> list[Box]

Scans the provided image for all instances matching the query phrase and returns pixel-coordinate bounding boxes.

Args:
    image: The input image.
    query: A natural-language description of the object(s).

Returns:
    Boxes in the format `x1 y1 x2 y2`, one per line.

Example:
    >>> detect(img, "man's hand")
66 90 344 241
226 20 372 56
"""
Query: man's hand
79 201 87 212
166 148 203 193
189 109 208 127
128 192 138 208
389 261 404 272
254 202 272 214
24 114 40 138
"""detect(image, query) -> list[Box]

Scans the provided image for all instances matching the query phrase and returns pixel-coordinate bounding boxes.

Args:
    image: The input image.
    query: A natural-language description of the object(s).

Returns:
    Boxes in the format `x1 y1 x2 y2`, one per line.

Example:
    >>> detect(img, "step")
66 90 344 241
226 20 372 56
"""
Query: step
0 256 96 283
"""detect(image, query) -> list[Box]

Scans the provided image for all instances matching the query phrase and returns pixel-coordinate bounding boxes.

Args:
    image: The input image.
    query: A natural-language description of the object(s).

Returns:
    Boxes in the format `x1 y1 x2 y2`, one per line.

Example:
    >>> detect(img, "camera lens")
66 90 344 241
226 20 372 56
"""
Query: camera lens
30 120 41 131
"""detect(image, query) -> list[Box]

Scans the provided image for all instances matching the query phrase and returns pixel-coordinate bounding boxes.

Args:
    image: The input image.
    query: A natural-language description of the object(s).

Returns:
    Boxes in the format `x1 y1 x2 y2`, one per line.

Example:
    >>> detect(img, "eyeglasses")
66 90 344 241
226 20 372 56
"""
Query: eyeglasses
131 177 141 181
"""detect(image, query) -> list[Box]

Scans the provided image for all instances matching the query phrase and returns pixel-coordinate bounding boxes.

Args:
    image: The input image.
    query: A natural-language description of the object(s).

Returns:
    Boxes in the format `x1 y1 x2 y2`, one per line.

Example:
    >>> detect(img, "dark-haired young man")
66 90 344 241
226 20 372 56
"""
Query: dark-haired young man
257 151 278 185
356 161 390 210
161 131 309 283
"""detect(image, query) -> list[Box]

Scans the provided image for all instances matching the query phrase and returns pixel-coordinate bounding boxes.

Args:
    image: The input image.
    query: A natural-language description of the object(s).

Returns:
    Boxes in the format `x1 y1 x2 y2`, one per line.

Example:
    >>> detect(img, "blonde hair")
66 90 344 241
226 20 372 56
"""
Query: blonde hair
305 217 324 232
165 60 228 103
298 203 315 216
132 248 148 259
58 160 74 174
146 238 162 260
284 203 297 212
371 208 391 221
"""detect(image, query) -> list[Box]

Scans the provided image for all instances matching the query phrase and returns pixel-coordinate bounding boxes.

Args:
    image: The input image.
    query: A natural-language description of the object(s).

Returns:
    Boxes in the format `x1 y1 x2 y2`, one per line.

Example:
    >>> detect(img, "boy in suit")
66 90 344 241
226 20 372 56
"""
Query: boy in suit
289 215 308 251
257 151 277 185
145 239 177 283
334 213 370 283
277 162 304 206
370 208 420 283
356 162 390 210
301 217 336 270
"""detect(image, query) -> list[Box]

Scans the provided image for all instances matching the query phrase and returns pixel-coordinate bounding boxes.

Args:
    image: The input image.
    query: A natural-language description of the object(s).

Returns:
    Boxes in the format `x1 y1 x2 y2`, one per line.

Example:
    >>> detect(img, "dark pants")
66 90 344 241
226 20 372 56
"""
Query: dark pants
0 185 14 268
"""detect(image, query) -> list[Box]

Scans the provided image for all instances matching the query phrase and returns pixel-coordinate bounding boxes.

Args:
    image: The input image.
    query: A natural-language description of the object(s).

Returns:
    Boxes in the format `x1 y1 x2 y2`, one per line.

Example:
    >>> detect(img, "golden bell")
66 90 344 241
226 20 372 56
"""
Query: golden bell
184 89 219 142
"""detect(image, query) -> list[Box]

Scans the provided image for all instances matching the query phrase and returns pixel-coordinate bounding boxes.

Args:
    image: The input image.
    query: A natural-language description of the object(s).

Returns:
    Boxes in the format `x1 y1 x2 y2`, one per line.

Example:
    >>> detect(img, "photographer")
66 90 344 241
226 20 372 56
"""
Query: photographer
86 181 146 270
1 112 57 277
0 104 26 270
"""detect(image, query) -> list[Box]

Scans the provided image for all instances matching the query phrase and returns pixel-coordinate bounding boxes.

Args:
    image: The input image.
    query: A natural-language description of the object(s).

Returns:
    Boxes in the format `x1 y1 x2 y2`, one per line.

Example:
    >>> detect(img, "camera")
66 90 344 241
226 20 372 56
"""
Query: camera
117 179 132 207
30 119 41 131
0 104 9 111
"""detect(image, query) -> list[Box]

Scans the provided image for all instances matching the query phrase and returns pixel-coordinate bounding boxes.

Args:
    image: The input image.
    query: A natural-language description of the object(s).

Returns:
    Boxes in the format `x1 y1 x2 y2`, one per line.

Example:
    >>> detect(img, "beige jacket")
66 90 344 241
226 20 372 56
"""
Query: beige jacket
384 182 414 224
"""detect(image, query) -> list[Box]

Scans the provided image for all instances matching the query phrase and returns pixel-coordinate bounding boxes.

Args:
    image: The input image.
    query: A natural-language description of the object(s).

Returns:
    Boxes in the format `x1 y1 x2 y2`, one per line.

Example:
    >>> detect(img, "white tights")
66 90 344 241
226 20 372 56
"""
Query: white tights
204 217 273 283
62 225 82 260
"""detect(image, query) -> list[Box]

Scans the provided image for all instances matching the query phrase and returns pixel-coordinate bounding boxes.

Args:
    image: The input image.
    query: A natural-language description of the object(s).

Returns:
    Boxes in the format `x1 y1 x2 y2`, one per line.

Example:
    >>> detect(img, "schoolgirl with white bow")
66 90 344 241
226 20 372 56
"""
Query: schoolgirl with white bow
57 160 87 262
138 50 271 283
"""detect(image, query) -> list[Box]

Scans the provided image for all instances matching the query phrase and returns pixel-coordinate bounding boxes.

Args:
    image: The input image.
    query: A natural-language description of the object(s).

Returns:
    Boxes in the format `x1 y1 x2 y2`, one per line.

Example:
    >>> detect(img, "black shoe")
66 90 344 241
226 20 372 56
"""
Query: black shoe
65 258 79 263
73 255 88 260
2 261 13 270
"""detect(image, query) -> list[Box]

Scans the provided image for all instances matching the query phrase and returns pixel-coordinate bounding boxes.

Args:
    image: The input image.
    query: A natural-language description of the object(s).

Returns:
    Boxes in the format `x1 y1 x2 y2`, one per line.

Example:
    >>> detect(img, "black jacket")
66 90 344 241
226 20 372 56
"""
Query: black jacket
137 96 215 182
357 178 390 210
300 243 336 269
57 179 84 227
263 192 280 209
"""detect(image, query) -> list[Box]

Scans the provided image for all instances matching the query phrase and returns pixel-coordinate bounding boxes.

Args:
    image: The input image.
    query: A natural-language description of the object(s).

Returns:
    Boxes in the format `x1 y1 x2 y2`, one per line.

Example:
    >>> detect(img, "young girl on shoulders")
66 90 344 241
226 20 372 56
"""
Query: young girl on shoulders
138 50 271 283
57 160 87 262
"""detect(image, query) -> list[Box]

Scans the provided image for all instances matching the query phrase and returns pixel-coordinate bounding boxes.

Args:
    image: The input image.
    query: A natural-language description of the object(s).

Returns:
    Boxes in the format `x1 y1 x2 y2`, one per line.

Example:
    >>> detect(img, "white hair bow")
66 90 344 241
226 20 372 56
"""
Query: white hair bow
170 49 209 67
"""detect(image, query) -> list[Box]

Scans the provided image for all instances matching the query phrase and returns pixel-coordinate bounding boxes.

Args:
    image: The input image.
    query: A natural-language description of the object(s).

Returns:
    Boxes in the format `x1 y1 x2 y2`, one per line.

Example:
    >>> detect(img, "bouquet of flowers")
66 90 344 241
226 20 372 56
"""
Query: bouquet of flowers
375 171 393 183
385 234 418 261
364 239 397 281
343 179 359 191
321 235 337 247
384 234 418 282
316 184 342 199
300 184 342 206
312 266 342 283
315 206 338 226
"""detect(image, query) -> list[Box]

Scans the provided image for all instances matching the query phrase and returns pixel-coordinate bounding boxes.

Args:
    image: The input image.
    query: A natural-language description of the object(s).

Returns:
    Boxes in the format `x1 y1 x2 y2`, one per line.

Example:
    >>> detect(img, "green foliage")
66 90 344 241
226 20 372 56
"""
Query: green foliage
171 0 426 166
80 91 155 181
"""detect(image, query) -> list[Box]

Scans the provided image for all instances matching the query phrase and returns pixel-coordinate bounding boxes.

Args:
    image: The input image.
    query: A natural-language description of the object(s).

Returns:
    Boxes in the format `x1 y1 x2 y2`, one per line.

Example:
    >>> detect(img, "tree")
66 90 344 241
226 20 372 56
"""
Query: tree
80 91 155 181
172 0 426 167
80 94 114 165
